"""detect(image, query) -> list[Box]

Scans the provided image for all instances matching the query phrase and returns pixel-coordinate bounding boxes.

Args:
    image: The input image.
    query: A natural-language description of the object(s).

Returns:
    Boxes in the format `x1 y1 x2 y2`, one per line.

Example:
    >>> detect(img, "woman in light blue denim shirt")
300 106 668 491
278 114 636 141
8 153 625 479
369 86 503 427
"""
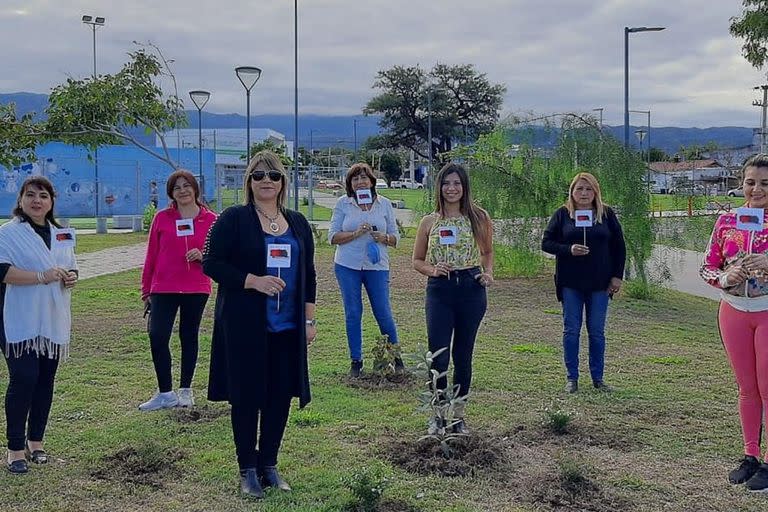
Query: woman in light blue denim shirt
328 163 401 378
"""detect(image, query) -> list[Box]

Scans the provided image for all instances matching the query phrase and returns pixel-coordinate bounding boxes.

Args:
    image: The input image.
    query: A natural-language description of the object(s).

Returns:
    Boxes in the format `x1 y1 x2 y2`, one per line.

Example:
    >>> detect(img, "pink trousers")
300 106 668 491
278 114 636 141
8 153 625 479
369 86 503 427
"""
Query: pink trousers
719 301 768 458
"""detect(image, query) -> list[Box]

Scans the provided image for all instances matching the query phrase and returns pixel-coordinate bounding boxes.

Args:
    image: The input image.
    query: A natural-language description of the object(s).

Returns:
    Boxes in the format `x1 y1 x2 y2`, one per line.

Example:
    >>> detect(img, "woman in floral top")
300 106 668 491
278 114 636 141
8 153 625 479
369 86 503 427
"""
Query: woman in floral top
412 163 493 435
700 153 768 492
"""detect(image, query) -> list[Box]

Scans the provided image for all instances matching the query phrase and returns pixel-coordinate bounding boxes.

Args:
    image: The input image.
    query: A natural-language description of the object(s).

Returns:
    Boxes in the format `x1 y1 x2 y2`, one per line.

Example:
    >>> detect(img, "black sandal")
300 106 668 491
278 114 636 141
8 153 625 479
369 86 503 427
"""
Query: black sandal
7 459 28 474
25 444 49 464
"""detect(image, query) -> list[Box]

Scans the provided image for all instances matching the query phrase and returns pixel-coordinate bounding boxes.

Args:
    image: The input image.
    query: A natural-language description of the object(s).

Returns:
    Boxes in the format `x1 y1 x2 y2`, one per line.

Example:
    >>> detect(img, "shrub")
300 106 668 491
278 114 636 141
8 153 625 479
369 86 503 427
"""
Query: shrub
142 203 157 231
341 463 391 512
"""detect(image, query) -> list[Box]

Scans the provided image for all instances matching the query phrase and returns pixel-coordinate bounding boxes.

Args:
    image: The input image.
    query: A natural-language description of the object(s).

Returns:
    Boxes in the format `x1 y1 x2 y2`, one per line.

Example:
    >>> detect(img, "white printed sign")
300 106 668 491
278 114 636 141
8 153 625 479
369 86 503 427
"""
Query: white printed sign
52 227 76 249
574 209 593 228
267 243 291 268
176 218 195 237
438 226 458 245
736 207 764 232
355 189 373 205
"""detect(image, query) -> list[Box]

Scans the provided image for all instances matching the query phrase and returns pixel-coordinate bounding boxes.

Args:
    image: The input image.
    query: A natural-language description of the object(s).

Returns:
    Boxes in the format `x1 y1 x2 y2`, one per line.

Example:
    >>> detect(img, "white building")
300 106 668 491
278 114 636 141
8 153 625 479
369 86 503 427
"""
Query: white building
157 128 293 166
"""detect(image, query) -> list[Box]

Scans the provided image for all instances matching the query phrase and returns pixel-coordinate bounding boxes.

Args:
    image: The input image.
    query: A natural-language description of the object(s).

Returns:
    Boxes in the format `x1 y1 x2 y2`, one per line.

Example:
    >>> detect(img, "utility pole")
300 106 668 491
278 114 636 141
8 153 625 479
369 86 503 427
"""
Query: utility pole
754 85 768 153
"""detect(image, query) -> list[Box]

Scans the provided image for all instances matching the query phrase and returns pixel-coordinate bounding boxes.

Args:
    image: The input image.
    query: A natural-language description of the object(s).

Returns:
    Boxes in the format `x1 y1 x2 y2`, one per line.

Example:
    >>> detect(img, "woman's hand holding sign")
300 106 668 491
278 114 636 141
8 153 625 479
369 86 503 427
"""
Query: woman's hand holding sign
185 248 203 262
570 244 590 256
245 274 286 296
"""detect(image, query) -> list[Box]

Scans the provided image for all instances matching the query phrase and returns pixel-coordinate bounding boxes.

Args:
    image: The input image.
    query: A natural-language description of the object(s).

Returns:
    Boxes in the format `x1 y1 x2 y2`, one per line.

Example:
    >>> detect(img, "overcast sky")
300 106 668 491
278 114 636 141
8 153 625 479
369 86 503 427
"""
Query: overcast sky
1 0 765 128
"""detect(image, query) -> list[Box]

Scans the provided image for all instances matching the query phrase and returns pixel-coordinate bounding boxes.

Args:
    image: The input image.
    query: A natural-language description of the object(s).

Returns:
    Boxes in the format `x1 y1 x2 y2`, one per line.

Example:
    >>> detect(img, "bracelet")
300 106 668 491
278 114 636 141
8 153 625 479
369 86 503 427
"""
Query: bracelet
37 271 44 284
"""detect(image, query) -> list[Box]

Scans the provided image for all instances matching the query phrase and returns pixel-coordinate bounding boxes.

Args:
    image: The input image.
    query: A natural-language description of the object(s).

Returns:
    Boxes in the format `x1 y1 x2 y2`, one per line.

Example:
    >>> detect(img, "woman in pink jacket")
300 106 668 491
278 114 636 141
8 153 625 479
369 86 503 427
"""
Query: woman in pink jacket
139 170 217 411
701 154 768 492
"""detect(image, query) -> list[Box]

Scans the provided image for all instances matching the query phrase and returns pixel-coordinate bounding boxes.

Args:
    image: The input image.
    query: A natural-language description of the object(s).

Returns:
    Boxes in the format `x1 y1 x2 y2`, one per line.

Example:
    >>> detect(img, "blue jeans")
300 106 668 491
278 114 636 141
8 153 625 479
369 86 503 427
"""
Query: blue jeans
561 287 609 383
335 264 399 361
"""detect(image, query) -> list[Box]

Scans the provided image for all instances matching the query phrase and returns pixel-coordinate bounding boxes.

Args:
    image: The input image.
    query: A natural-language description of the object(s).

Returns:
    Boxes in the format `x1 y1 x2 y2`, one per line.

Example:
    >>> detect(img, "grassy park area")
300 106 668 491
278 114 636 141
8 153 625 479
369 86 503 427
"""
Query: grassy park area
0 235 764 511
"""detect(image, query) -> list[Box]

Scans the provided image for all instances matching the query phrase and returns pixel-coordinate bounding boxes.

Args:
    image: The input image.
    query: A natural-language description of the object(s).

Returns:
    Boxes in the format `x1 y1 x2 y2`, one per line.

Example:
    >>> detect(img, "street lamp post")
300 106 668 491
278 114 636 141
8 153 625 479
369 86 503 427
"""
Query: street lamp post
591 107 604 130
353 119 358 161
308 129 320 220
189 90 211 200
630 109 652 175
293 0 299 210
624 26 664 149
753 85 768 153
427 88 434 189
235 66 262 164
82 14 106 233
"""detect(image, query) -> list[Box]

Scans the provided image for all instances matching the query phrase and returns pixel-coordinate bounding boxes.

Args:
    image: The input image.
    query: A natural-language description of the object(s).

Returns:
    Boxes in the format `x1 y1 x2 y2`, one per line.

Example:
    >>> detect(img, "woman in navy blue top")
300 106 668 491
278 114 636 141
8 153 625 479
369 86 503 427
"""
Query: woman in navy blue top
541 172 626 394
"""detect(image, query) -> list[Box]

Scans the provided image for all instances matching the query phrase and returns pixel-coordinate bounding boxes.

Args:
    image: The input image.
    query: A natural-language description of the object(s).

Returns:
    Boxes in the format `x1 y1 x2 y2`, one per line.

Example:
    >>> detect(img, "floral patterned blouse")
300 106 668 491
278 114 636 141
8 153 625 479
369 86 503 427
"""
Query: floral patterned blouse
700 211 768 298
427 214 481 268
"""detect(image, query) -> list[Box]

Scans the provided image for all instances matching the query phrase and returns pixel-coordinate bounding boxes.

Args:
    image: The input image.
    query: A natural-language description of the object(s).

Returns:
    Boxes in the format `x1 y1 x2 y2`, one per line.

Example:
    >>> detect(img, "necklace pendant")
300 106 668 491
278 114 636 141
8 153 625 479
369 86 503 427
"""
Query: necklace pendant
269 221 279 233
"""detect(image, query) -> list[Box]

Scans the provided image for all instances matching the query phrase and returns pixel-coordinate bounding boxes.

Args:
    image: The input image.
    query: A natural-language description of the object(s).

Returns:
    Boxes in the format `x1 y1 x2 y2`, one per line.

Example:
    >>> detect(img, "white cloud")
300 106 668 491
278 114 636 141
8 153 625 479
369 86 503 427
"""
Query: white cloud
0 0 765 127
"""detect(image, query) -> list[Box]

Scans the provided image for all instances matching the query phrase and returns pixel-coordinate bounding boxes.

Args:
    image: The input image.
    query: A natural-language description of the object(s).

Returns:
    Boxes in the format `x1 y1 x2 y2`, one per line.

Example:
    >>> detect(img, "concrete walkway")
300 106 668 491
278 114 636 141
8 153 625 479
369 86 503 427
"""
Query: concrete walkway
78 243 147 281
649 244 719 301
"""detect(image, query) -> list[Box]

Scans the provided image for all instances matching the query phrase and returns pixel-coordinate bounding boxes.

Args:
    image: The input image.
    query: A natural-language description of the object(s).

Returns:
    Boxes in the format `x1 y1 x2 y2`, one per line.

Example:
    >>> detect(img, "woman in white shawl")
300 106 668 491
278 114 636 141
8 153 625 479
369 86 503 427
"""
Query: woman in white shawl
0 176 77 474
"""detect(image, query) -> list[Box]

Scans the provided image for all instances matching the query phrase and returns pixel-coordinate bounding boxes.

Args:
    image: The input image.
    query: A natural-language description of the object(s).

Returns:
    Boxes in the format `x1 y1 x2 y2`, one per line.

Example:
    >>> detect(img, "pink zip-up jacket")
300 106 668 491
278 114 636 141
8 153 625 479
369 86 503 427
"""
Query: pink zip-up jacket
141 205 218 300
700 210 768 297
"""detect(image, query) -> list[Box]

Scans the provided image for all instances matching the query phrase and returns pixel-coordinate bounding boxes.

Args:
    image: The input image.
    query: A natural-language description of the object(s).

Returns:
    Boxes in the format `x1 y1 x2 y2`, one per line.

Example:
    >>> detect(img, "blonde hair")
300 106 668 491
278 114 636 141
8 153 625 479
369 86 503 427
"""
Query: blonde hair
242 150 288 209
564 172 605 223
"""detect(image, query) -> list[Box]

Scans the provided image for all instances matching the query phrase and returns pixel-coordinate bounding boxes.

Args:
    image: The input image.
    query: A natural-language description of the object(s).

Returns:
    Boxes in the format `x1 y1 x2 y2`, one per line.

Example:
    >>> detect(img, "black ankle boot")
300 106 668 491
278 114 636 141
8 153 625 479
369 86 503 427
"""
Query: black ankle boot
260 465 292 491
350 360 363 378
240 468 264 498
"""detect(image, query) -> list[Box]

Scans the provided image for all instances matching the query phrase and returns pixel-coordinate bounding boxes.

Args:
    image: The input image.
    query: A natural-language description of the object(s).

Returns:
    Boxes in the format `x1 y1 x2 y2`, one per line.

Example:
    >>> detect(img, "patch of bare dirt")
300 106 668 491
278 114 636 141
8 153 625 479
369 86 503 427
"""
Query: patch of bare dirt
344 371 418 391
91 445 185 489
168 403 229 423
384 432 505 478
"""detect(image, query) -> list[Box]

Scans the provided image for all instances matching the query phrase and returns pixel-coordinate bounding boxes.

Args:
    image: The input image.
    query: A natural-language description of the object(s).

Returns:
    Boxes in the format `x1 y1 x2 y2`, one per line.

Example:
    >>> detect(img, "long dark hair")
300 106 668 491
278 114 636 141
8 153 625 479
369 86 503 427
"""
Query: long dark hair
434 163 490 246
13 176 61 228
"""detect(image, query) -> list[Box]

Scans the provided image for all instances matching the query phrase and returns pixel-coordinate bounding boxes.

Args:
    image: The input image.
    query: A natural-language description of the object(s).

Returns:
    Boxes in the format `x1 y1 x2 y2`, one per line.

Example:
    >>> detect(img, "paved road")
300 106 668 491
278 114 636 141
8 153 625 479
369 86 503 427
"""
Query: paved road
649 244 719 301
77 242 147 281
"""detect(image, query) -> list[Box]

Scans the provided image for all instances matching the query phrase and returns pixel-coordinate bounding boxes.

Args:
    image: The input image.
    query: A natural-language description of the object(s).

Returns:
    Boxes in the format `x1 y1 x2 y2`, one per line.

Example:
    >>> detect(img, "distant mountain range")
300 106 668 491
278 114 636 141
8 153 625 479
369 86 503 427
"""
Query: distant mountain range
1 92 758 153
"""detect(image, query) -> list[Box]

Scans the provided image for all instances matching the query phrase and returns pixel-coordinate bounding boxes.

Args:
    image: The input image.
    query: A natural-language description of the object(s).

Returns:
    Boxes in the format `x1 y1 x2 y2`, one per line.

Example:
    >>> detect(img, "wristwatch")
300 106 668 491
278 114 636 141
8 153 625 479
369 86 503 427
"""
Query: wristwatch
305 319 316 327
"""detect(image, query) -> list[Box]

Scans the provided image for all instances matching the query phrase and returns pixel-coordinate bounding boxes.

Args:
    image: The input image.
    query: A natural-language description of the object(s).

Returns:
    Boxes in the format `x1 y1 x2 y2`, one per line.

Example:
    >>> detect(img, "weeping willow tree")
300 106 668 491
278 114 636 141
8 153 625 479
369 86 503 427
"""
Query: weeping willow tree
449 113 653 286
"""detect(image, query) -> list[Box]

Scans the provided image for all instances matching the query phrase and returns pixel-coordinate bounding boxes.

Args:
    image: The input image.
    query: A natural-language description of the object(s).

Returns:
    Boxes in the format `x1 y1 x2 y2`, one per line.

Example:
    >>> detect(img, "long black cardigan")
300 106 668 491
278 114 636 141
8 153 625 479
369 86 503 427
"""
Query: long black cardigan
203 205 316 409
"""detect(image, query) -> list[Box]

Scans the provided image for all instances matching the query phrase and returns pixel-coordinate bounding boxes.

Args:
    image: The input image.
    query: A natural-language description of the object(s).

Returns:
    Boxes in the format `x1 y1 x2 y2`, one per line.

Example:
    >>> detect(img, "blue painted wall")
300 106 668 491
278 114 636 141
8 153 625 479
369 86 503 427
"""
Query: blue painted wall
0 143 215 216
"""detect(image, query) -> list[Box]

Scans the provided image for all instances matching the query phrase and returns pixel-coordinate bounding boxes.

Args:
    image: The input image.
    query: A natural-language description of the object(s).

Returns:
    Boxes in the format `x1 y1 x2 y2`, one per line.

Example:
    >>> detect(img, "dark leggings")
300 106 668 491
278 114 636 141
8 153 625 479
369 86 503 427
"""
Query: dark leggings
230 330 297 470
425 269 487 398
2 348 60 451
148 293 208 392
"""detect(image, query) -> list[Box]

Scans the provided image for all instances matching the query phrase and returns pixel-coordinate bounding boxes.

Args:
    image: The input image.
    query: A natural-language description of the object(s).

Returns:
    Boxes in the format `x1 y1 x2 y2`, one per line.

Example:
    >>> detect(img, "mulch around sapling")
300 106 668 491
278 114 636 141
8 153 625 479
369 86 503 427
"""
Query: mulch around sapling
384 431 506 478
343 499 423 512
90 445 186 489
344 370 418 391
168 403 229 423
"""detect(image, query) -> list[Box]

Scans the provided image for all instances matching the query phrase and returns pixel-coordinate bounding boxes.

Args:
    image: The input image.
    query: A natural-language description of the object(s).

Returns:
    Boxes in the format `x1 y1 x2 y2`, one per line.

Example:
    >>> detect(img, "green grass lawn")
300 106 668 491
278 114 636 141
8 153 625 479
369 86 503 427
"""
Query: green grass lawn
650 193 743 212
378 189 432 211
0 237 763 511
76 232 148 254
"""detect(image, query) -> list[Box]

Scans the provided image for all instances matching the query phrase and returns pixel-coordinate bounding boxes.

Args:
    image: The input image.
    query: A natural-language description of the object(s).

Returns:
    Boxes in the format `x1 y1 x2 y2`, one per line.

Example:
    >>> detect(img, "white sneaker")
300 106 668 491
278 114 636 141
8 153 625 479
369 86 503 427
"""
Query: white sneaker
138 391 178 411
177 388 194 408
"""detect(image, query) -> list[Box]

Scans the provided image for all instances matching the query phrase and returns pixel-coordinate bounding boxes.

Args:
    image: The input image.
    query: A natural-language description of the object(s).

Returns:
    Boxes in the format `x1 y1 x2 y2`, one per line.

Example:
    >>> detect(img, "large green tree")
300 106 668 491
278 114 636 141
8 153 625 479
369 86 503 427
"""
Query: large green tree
45 49 185 168
0 104 38 167
244 139 293 167
730 1 768 69
363 63 506 162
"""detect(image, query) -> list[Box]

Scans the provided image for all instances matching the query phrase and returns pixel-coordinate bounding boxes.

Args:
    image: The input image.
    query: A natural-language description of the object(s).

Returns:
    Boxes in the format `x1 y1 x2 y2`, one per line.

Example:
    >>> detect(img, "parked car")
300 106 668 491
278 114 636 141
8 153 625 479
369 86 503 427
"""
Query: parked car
317 180 342 190
375 179 389 189
727 187 745 197
669 184 705 196
391 179 424 189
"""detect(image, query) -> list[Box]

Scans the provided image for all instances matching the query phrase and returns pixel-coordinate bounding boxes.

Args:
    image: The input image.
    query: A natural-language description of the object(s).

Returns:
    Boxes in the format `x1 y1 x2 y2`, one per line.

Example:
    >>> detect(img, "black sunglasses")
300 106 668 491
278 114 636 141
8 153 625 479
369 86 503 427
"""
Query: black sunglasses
250 170 283 182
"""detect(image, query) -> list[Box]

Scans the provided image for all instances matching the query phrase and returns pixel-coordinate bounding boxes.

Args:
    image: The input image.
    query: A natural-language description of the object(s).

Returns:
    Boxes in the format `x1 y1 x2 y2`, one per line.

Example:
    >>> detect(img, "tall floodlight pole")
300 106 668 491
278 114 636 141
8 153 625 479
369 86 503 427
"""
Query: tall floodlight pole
427 88 433 190
293 0 299 210
624 26 664 149
592 107 604 130
82 15 106 233
754 85 768 153
235 66 262 165
189 90 211 200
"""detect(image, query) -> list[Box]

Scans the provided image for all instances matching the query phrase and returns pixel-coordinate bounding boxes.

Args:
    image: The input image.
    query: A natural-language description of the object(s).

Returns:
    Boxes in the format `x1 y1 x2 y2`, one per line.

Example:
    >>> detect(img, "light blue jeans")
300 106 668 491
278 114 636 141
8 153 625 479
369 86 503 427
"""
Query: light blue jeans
334 264 399 361
561 287 609 383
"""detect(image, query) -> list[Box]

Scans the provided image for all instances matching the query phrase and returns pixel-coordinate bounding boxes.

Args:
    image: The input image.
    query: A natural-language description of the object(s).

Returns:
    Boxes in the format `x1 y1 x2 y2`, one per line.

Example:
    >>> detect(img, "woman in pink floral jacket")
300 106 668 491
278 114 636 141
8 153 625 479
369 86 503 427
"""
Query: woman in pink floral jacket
700 154 768 492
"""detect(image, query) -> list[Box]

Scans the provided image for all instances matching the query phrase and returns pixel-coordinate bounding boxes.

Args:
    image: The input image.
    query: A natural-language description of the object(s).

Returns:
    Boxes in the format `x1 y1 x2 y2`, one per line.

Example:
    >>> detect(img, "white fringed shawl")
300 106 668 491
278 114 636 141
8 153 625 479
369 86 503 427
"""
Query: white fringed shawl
0 218 77 359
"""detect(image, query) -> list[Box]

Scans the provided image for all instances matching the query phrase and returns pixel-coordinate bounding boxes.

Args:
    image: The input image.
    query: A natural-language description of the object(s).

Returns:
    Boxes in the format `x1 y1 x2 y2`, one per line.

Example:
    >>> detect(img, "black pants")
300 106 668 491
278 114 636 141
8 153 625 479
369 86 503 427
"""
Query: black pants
425 268 487 397
231 330 297 470
2 347 60 451
148 293 208 392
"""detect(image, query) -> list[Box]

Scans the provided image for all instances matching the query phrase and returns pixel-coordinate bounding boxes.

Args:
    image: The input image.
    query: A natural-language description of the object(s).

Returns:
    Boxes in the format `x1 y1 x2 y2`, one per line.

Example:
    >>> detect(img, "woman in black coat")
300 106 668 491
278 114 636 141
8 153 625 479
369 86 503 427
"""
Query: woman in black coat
203 151 316 499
